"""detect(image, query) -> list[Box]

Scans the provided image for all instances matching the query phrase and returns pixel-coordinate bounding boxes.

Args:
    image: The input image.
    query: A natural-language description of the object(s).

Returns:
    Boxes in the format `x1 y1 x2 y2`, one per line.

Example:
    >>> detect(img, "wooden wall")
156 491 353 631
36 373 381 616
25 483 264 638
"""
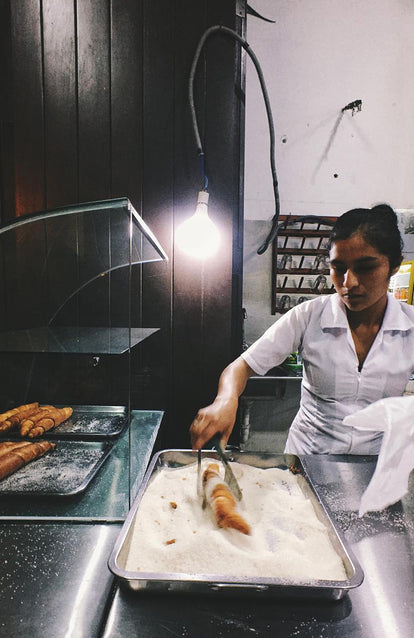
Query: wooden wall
0 0 245 447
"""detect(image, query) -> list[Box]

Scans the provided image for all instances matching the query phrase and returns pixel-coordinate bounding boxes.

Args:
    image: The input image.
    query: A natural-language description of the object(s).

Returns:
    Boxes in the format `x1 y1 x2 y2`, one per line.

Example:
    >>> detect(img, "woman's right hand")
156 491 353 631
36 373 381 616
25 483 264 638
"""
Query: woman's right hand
189 357 255 450
190 395 239 451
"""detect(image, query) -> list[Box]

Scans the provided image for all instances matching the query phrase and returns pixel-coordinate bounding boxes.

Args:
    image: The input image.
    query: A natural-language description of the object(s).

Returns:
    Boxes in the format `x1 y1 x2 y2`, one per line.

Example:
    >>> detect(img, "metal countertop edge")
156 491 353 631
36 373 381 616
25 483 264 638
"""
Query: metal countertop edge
0 516 125 523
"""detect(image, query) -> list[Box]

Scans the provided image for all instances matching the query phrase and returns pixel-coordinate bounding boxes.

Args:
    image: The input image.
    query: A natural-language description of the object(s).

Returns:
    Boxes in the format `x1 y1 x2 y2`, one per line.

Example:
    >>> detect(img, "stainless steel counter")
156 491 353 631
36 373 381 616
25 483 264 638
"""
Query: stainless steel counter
102 455 414 638
0 410 163 638
0 410 163 521
0 522 121 638
1 447 413 637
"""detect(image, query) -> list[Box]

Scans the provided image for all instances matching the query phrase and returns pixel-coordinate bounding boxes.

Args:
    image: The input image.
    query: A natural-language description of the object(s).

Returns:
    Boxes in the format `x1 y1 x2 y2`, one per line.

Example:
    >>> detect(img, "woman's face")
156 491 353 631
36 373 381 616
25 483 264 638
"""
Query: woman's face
329 232 399 313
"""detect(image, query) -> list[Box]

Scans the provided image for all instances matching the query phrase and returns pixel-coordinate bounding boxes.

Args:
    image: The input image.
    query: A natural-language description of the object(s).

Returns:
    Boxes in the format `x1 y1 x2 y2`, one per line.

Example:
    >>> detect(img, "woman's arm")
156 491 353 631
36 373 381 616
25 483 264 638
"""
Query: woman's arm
190 356 255 450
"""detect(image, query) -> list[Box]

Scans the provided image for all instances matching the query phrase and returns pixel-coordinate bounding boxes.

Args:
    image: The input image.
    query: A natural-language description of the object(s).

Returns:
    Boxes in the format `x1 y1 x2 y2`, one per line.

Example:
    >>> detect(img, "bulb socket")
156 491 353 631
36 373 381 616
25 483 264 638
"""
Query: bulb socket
197 191 209 206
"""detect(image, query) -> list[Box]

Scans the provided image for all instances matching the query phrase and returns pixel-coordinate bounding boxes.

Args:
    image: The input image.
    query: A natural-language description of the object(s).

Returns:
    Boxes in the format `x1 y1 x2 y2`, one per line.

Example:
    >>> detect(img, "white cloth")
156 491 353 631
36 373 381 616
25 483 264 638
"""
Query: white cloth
241 293 414 455
343 396 414 515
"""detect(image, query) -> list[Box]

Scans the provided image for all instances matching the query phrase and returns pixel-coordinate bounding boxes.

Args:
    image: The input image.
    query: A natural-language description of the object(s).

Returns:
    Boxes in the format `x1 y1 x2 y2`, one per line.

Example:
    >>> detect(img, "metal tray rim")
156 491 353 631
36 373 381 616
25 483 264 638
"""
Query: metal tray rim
108 449 364 597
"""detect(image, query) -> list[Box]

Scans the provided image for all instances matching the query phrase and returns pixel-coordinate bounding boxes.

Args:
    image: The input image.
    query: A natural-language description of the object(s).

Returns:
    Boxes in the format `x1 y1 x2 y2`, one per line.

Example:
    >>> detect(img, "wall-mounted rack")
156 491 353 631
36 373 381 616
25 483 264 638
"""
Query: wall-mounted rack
272 215 337 314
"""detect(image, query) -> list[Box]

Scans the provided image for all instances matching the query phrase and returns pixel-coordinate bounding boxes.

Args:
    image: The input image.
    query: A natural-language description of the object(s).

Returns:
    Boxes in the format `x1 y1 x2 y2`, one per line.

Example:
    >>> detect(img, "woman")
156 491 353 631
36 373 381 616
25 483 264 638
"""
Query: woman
190 204 414 455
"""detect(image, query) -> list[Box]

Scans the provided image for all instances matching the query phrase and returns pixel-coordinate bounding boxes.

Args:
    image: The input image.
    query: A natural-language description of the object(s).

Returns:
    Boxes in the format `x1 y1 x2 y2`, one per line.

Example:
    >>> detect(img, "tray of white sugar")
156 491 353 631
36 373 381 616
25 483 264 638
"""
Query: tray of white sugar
108 450 364 599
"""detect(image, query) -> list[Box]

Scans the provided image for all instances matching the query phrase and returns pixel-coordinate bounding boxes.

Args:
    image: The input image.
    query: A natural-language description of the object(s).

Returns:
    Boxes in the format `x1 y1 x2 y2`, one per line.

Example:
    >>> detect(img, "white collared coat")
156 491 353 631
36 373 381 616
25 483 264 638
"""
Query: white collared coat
241 293 414 454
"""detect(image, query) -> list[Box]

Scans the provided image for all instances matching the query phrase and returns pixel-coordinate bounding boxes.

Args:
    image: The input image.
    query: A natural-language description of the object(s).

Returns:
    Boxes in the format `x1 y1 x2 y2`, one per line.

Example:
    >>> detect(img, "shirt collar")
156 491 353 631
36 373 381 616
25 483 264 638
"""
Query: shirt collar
320 292 414 332
382 293 414 331
320 294 348 329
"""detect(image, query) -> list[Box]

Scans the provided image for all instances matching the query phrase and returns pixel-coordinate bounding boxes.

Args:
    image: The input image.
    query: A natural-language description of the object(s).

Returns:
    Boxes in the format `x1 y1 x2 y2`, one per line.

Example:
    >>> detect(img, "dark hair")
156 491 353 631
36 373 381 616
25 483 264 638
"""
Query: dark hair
328 204 403 271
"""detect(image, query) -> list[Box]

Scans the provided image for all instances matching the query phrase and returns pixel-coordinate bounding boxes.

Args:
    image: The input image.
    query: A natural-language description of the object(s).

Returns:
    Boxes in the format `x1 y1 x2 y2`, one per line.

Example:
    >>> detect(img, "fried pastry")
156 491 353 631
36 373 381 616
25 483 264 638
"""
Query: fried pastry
0 440 56 481
202 462 250 535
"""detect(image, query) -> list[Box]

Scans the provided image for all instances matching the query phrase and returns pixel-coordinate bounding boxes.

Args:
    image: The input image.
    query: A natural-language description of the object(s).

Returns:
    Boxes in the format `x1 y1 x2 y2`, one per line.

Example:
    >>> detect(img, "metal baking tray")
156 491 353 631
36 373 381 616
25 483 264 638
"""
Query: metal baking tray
0 405 128 440
0 440 113 496
108 450 364 600
46 405 128 440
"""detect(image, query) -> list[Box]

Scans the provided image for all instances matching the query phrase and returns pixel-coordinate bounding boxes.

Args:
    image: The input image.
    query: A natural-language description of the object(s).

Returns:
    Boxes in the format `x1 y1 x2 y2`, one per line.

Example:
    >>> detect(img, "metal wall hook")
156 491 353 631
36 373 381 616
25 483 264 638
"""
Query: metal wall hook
341 99 362 115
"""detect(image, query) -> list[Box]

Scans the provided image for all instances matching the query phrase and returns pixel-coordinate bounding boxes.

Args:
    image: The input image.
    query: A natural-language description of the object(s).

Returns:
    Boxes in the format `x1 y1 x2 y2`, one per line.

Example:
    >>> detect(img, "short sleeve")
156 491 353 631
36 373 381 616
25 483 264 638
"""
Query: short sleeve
241 303 308 375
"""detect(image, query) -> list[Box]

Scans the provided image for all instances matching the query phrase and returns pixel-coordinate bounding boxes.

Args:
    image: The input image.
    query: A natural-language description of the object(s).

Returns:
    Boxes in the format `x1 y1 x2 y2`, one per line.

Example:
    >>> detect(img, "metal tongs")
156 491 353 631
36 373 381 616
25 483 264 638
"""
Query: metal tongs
197 449 206 507
197 435 243 504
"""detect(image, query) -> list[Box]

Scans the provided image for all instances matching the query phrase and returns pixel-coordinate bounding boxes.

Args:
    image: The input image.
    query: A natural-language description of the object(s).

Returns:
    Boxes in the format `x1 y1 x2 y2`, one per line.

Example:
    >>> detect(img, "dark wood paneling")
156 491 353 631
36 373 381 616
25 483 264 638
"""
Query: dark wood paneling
0 0 15 223
110 0 144 334
76 209 111 325
168 0 244 447
11 0 45 216
204 0 244 369
110 0 143 205
43 0 78 208
0 123 15 225
139 0 175 415
1 0 245 444
1 221 49 329
44 216 80 326
167 0 211 446
77 0 111 201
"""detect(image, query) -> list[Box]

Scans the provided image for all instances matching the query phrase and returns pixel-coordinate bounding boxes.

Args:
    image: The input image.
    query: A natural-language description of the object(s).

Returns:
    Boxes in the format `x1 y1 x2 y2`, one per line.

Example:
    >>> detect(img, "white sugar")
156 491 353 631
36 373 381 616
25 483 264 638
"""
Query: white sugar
124 461 347 582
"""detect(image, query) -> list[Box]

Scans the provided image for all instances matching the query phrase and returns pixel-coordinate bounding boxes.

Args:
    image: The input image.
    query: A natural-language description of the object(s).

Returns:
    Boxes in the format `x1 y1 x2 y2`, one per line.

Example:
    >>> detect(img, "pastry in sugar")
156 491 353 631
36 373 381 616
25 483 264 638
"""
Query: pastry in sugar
202 462 250 535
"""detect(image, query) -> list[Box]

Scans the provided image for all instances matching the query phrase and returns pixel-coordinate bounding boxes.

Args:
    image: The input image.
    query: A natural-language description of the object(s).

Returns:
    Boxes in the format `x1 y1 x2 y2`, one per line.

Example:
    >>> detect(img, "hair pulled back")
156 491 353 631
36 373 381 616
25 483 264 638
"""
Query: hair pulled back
328 204 403 271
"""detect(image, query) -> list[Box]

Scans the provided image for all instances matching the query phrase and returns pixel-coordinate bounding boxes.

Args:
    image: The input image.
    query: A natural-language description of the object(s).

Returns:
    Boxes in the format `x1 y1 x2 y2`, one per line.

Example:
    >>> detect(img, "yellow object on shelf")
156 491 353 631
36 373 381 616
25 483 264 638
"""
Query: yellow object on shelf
389 261 414 304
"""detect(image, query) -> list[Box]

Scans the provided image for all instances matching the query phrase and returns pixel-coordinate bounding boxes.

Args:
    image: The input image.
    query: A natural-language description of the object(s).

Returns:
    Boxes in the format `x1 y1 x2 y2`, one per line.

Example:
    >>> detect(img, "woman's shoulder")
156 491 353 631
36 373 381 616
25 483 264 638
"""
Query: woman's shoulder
291 293 336 317
386 293 414 330
258 295 337 338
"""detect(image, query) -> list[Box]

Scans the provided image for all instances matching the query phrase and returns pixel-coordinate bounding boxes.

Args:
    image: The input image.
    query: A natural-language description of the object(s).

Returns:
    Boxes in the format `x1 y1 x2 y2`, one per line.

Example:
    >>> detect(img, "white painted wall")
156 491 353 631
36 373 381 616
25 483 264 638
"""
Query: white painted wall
243 0 414 344
244 0 414 220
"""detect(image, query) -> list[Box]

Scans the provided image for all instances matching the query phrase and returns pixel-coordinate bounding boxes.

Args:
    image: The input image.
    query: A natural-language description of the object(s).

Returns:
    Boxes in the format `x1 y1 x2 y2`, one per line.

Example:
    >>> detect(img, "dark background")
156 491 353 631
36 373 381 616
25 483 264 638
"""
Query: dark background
0 0 246 447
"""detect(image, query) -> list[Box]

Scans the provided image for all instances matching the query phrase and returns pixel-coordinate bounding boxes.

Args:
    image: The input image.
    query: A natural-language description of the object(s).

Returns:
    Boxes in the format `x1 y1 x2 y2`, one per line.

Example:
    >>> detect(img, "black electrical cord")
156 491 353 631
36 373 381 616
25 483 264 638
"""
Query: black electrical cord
188 25 280 253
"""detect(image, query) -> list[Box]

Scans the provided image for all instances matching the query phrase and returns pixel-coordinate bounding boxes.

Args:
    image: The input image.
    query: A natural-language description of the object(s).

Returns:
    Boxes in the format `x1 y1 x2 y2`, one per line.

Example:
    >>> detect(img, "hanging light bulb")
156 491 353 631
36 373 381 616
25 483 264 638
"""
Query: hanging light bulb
186 26 280 257
175 191 221 259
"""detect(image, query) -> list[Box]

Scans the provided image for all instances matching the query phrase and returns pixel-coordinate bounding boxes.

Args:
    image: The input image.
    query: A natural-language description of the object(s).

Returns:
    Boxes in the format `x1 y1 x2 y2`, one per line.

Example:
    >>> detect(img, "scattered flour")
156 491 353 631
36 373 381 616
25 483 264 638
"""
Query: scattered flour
124 461 348 582
0 443 106 494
